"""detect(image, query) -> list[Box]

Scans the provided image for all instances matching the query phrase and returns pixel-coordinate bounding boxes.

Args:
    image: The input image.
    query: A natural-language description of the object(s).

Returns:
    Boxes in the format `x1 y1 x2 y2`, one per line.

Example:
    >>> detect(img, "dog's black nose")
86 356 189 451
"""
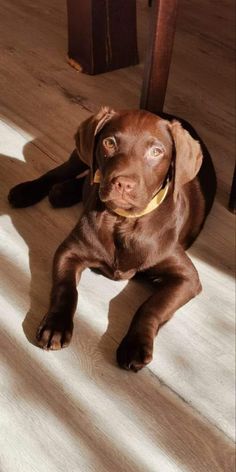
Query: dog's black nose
112 176 136 194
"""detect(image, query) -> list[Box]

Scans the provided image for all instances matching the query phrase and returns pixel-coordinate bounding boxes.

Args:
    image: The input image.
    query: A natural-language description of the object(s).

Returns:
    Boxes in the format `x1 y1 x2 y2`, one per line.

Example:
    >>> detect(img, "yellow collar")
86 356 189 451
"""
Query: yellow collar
93 169 169 218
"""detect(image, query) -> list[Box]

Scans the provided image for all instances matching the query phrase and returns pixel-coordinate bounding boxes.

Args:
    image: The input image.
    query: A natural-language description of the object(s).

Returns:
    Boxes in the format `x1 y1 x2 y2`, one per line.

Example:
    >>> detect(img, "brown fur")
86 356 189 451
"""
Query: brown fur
8 108 216 372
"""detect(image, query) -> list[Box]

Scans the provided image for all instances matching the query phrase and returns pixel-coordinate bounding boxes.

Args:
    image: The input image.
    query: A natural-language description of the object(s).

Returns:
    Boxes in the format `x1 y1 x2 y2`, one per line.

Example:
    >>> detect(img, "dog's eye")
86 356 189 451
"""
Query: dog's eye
103 137 117 152
149 146 164 158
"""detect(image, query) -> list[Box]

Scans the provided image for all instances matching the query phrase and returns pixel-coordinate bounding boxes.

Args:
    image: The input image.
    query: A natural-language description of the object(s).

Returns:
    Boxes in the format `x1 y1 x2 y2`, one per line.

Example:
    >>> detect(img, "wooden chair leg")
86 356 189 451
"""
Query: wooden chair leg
140 0 178 114
66 0 138 75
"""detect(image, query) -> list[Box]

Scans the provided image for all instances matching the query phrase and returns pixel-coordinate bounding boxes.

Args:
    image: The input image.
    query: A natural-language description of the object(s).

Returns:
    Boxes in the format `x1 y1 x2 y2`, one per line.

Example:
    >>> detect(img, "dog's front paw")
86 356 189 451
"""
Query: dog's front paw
8 180 48 207
36 312 73 350
116 333 153 372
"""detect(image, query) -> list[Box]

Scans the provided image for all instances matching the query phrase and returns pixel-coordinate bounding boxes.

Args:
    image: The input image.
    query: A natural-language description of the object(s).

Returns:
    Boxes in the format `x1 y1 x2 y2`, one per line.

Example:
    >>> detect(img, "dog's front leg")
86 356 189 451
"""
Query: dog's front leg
117 249 202 372
36 239 86 350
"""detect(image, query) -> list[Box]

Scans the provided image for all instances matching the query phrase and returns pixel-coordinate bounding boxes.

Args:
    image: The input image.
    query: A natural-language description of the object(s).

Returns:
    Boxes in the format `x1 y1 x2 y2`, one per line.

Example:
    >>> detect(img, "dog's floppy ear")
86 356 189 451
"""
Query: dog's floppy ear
75 106 116 183
169 120 203 201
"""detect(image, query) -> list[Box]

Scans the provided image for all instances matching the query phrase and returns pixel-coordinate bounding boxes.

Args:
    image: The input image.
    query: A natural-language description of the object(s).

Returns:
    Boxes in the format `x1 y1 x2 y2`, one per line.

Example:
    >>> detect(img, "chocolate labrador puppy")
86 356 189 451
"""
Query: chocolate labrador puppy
8 108 216 371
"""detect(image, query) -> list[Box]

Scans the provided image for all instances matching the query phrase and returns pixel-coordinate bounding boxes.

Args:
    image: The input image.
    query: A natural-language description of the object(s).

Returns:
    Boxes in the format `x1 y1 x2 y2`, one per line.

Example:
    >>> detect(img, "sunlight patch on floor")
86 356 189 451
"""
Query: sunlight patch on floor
0 118 33 160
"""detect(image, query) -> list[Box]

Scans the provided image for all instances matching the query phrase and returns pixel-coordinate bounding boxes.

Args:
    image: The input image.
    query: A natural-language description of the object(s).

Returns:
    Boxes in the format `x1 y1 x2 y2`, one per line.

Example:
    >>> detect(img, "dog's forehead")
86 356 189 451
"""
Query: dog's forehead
104 110 172 147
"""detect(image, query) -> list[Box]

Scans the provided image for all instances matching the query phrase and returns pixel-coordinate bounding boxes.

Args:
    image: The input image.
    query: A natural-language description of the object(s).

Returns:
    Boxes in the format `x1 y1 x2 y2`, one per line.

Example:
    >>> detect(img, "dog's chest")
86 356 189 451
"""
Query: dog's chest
103 244 138 281
112 232 136 279
100 218 147 280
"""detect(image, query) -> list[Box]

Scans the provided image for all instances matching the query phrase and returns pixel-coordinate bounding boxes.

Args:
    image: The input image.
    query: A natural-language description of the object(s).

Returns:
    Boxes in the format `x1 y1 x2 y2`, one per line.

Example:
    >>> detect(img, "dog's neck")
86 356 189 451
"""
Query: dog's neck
93 170 170 218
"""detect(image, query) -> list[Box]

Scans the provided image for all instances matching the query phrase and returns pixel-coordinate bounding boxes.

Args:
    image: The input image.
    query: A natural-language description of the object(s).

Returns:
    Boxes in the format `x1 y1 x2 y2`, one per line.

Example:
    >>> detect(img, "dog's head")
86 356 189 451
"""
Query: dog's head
75 107 203 213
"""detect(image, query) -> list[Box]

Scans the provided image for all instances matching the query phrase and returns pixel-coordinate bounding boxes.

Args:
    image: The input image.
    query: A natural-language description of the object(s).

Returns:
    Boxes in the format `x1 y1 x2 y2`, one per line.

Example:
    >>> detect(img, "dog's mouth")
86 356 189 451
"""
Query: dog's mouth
99 191 135 210
99 190 147 214
104 199 135 211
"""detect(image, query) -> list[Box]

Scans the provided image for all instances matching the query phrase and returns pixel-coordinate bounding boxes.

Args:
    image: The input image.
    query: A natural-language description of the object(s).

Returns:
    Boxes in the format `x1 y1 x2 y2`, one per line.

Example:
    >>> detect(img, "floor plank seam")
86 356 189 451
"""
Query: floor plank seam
147 369 234 443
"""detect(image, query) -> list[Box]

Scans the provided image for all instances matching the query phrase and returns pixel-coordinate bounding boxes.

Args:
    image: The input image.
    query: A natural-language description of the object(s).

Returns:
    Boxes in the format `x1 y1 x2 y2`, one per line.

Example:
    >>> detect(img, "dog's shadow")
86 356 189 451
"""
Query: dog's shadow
99 275 153 364
0 142 82 345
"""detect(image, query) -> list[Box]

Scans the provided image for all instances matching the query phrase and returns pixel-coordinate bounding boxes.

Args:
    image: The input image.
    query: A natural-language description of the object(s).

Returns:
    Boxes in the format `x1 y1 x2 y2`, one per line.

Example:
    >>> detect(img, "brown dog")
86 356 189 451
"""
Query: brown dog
8 108 216 372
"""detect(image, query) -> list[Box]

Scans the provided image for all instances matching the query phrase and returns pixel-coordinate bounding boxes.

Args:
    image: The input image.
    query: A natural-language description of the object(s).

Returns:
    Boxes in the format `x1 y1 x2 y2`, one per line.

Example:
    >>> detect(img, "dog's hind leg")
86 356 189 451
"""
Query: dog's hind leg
48 176 86 207
8 149 88 208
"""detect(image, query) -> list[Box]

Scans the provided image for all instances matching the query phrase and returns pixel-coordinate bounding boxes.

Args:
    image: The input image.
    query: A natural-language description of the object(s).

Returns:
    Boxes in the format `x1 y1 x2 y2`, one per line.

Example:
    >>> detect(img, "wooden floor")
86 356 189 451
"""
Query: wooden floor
0 0 235 471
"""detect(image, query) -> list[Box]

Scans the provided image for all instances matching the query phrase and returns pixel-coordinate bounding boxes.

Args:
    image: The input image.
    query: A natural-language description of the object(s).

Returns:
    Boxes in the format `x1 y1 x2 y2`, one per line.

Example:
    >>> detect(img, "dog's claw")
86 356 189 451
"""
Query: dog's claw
36 313 73 350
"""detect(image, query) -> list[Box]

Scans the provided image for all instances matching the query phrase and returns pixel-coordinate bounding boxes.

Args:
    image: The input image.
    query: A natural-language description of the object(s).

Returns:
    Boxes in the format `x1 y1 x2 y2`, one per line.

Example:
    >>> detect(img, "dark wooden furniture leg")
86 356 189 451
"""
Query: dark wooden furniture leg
229 165 236 213
140 0 178 113
66 0 138 75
